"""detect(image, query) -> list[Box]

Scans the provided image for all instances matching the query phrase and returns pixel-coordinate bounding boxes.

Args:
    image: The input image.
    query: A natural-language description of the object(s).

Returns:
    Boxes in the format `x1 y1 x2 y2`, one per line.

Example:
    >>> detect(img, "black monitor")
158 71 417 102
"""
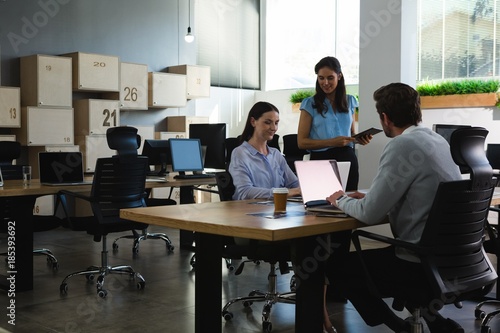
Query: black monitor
487 144 500 170
189 123 227 170
169 138 204 175
141 139 171 176
433 124 471 144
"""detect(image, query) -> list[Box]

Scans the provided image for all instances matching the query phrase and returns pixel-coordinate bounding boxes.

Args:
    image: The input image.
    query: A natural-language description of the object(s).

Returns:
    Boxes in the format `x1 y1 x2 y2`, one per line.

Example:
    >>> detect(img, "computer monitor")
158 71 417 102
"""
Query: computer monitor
433 124 471 144
487 144 500 170
189 123 227 170
141 139 171 176
169 138 204 175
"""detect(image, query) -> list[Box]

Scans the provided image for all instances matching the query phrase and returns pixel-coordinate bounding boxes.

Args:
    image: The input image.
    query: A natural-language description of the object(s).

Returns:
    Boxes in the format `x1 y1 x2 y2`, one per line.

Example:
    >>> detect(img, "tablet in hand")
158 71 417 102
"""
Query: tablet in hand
352 127 382 143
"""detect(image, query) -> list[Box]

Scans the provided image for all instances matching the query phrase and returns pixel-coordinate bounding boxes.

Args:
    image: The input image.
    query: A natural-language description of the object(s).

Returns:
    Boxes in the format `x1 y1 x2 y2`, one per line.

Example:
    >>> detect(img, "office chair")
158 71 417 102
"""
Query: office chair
268 134 281 152
351 127 498 333
0 141 60 269
224 137 239 169
235 135 280 152
215 171 296 332
282 134 308 173
58 153 149 297
105 127 175 254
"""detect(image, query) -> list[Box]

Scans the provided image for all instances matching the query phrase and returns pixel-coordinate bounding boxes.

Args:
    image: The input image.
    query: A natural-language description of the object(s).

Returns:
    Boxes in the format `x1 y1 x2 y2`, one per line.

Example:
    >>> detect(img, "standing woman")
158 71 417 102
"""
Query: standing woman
297 56 371 191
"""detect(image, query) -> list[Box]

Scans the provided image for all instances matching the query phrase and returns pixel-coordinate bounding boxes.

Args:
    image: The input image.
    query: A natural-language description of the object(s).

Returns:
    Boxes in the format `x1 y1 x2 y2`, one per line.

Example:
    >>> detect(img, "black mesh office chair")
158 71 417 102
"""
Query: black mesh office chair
224 137 239 169
215 171 296 332
351 127 498 333
106 127 175 254
58 153 149 297
283 134 308 173
0 141 60 269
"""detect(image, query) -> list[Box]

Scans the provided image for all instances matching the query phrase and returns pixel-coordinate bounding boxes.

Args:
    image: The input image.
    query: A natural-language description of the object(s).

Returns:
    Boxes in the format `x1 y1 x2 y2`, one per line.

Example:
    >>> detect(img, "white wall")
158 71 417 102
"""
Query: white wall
421 106 500 144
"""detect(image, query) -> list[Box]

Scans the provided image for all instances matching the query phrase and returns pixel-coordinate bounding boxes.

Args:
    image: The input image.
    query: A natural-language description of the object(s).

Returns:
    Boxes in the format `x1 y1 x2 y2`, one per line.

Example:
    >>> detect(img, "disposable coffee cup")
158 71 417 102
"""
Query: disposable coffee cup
272 188 289 213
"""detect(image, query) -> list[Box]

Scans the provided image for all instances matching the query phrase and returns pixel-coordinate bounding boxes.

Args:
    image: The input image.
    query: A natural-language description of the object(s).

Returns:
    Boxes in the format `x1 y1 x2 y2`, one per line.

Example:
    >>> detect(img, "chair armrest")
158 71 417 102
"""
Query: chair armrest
56 190 94 230
58 189 92 202
352 229 422 254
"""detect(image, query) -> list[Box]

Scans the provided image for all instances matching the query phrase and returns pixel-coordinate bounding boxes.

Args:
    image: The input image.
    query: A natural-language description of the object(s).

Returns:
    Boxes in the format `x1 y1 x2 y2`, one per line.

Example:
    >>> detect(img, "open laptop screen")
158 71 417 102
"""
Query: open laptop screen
39 152 87 184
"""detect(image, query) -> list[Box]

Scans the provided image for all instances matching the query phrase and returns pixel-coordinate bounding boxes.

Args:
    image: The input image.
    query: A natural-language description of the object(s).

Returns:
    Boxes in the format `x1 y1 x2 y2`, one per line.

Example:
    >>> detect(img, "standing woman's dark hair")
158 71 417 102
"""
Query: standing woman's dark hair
313 56 348 115
239 101 280 142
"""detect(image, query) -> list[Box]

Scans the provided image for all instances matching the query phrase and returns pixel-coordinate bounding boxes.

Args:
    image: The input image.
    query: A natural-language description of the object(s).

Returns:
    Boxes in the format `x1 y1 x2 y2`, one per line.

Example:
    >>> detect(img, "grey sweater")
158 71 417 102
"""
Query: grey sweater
339 125 462 245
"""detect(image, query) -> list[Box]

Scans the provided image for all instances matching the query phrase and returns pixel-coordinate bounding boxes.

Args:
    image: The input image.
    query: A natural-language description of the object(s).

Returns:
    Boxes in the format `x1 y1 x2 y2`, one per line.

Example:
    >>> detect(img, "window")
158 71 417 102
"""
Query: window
265 0 360 90
418 0 499 81
196 0 260 89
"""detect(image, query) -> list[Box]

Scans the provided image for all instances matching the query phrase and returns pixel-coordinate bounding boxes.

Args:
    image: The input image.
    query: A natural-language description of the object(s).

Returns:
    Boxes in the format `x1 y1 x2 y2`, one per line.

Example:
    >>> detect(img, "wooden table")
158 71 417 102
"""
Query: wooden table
121 199 365 333
0 176 215 292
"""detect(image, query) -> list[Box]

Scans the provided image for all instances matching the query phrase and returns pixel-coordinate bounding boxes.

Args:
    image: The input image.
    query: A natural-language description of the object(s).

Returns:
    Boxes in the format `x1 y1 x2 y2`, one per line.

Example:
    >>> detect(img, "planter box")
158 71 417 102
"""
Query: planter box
420 93 498 109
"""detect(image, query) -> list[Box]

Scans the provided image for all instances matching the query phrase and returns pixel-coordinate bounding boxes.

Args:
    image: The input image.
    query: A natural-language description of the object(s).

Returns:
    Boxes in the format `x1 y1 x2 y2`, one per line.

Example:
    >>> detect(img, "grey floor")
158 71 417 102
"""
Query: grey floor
1 225 500 333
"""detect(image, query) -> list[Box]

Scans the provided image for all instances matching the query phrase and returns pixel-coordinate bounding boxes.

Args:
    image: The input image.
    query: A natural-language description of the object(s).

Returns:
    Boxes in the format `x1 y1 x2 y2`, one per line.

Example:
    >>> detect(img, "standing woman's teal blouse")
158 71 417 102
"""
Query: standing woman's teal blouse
300 94 358 151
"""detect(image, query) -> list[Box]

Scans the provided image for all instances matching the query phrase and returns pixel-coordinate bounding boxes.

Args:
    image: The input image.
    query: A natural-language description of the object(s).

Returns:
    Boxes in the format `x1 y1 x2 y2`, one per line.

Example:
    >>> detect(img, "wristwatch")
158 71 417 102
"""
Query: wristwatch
335 195 346 206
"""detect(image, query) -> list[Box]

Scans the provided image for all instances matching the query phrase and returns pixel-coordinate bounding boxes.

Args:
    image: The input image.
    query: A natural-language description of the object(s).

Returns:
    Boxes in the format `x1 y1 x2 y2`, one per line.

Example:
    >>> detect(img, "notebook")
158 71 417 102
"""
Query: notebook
294 160 348 215
39 152 92 186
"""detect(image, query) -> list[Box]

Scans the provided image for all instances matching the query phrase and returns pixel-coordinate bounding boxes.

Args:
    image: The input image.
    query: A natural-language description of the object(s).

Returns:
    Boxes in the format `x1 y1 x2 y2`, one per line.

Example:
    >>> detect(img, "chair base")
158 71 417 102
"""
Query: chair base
2 248 59 270
190 253 239 271
60 236 145 298
221 262 296 332
475 300 500 333
112 229 174 254
59 264 145 298
33 248 59 270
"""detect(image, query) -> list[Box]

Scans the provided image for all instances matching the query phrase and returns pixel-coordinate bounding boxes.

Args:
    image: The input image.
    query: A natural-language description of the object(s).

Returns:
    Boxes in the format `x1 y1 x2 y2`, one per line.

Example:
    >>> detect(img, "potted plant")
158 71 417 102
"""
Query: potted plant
289 89 315 112
416 79 500 109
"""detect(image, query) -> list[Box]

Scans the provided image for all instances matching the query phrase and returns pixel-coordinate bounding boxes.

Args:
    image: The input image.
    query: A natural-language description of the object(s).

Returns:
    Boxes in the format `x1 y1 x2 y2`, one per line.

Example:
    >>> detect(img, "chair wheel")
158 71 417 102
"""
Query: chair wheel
86 274 95 282
133 247 139 254
290 274 296 292
222 310 233 321
263 321 273 332
243 300 253 307
137 281 145 290
167 245 175 252
227 264 235 272
97 289 108 298
476 308 487 320
112 243 119 250
190 255 196 268
52 262 59 270
60 283 68 294
481 326 491 333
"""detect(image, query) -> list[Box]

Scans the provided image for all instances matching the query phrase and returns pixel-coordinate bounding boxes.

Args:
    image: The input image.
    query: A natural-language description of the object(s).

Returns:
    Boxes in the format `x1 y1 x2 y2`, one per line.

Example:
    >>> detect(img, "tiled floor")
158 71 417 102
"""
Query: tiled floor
1 225 500 333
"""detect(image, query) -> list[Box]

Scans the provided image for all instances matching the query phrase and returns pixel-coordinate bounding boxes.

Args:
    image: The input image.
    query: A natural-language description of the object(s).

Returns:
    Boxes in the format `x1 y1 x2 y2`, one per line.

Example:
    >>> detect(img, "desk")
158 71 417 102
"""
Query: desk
0 176 215 292
120 199 365 333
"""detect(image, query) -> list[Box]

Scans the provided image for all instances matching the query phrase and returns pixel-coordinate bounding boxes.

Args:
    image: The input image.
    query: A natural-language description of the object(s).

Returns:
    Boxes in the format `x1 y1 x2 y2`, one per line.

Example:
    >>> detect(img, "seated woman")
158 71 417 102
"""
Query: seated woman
229 101 336 333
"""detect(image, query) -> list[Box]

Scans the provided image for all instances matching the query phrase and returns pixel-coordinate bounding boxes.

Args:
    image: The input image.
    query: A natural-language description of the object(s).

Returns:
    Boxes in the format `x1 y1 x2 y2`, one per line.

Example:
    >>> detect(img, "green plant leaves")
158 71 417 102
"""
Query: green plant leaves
289 89 315 103
416 79 500 96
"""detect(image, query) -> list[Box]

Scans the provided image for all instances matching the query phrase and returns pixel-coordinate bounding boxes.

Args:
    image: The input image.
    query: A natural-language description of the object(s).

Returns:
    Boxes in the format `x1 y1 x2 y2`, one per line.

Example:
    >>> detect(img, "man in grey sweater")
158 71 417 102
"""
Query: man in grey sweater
326 83 462 333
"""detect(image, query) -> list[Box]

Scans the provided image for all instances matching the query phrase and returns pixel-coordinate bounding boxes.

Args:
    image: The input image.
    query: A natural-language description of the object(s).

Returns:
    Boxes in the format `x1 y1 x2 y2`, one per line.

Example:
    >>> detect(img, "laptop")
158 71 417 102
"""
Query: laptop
294 160 349 215
39 152 92 186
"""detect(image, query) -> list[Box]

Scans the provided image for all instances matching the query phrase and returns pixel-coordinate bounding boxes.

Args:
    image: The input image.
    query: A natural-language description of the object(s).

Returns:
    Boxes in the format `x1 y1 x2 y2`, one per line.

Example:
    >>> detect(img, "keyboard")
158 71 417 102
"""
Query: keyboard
174 173 215 179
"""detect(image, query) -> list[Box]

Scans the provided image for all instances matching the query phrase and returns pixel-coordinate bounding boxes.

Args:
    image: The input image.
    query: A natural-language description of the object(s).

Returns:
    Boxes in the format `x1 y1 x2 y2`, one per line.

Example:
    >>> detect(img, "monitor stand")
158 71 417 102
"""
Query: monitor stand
147 164 168 177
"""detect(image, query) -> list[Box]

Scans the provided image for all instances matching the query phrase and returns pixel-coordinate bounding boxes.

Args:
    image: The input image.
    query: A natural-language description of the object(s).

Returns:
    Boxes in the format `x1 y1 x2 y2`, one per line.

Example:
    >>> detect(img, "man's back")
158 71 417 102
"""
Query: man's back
340 125 461 244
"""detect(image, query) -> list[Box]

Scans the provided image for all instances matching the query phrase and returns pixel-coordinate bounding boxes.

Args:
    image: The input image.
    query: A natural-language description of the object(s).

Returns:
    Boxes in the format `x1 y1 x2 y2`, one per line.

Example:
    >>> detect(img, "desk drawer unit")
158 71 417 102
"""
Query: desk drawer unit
0 86 21 128
119 62 148 110
74 99 120 136
64 52 119 92
20 54 72 107
148 72 187 108
75 135 114 173
167 64 211 99
13 107 74 146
